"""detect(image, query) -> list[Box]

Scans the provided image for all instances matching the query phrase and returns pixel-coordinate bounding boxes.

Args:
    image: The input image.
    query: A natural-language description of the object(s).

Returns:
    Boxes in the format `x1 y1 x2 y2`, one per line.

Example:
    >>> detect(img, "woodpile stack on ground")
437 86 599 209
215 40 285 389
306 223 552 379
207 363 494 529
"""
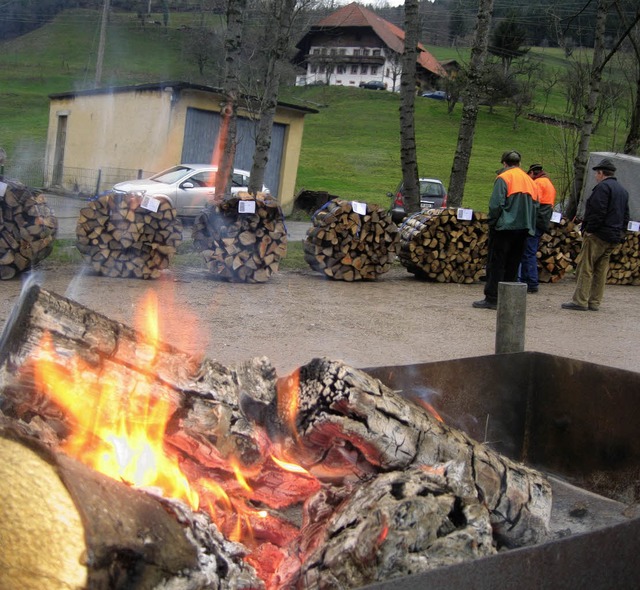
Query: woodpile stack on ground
398 208 489 283
608 230 640 285
303 198 400 281
0 180 58 280
75 192 183 279
537 218 582 283
191 192 286 283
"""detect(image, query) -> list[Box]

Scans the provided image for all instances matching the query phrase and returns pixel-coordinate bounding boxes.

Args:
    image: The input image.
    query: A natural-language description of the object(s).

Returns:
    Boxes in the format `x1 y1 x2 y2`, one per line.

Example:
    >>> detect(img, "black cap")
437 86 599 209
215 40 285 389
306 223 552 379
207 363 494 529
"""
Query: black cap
528 163 543 173
592 158 616 172
501 150 521 164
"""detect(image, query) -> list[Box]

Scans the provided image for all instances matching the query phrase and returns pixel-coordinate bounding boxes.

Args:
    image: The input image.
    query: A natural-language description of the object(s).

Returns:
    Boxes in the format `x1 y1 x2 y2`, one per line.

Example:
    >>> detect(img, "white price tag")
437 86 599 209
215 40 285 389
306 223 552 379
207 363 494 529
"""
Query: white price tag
0 181 6 197
551 211 562 224
456 208 473 221
141 195 160 212
352 201 367 215
628 220 640 232
238 200 256 214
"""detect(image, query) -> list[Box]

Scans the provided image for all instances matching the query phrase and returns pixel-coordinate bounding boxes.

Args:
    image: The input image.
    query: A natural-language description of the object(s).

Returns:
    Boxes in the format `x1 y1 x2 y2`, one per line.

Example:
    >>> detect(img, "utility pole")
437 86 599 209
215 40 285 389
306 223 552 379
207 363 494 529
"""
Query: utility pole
95 0 110 88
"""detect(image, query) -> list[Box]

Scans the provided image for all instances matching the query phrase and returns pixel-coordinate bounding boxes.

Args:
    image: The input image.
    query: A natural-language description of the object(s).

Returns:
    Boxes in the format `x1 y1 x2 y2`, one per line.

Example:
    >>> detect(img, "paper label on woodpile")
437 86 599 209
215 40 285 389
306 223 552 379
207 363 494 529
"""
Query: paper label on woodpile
0 181 6 197
141 195 161 212
628 221 639 232
456 207 473 220
352 201 367 215
239 200 256 214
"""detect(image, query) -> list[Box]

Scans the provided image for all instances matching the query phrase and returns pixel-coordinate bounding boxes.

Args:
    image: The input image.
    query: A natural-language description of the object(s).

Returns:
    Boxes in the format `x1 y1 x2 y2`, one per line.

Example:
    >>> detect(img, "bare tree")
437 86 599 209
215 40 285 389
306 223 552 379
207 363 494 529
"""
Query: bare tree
447 0 494 208
620 5 640 155
399 0 420 216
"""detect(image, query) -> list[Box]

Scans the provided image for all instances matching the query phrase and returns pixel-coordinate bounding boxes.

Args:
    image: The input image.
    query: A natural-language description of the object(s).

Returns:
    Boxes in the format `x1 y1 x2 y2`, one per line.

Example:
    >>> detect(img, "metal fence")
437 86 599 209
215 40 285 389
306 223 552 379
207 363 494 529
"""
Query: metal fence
1 161 154 196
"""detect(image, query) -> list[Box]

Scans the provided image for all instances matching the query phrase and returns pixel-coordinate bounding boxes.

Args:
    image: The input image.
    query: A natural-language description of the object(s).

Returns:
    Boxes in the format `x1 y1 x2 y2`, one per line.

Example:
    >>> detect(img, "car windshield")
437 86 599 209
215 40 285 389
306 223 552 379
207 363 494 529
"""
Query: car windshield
419 180 444 197
149 165 195 184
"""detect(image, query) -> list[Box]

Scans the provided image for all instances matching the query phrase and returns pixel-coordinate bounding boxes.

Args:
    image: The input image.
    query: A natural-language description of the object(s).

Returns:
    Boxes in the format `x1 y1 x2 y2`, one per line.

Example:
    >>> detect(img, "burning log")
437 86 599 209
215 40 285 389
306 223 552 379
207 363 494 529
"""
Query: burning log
537 218 582 283
75 192 183 279
0 425 263 590
303 198 400 281
268 358 552 549
0 181 58 279
608 230 640 285
398 208 489 283
191 192 287 283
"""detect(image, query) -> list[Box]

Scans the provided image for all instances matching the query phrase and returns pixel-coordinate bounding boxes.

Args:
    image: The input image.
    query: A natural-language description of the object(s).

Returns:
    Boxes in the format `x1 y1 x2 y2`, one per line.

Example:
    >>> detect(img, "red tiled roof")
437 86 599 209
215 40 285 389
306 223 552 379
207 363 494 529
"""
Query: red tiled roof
314 2 446 78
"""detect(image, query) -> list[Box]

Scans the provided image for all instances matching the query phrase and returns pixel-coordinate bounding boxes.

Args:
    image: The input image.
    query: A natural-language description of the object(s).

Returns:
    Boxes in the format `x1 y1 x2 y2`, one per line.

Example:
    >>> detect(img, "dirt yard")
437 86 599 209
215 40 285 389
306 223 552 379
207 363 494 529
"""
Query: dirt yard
1 262 638 377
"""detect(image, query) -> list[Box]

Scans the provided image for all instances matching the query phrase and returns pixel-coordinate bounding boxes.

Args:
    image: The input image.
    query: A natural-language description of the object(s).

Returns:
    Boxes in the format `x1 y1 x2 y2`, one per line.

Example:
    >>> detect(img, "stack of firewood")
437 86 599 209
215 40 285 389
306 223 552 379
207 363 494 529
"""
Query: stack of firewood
303 198 400 281
537 218 582 283
76 192 183 279
608 230 640 285
0 181 58 280
191 192 286 283
398 208 489 283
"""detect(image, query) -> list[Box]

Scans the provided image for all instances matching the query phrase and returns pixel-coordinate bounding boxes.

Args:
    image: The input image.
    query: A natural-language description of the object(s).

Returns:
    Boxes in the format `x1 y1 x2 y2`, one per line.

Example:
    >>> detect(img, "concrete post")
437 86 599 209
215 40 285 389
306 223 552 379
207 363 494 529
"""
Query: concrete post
495 282 527 354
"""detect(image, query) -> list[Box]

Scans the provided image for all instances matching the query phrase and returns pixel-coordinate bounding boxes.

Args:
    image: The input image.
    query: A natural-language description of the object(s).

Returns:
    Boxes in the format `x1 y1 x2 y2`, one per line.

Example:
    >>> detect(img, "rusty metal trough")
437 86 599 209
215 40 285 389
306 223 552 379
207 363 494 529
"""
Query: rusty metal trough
363 352 640 589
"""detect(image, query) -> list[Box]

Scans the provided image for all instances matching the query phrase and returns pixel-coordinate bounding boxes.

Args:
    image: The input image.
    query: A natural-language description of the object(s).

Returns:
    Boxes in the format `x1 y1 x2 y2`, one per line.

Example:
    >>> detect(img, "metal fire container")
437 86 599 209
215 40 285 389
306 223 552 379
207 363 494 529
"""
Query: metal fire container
363 352 640 589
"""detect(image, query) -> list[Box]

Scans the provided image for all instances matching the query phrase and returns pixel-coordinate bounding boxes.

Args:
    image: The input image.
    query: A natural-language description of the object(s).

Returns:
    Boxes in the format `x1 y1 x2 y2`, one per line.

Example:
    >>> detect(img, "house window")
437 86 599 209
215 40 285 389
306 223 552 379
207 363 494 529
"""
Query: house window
372 49 381 56
339 49 346 55
330 48 337 56
351 65 359 74
371 66 378 75
362 49 369 56
337 65 346 74
321 48 327 55
312 48 320 55
310 65 317 74
319 65 325 73
353 49 360 56
361 65 368 75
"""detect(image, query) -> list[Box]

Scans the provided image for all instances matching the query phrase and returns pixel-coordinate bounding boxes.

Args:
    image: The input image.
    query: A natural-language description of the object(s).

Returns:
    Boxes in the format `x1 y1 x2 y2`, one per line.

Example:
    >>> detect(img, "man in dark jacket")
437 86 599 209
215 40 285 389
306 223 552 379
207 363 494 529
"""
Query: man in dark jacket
562 158 630 311
473 150 539 310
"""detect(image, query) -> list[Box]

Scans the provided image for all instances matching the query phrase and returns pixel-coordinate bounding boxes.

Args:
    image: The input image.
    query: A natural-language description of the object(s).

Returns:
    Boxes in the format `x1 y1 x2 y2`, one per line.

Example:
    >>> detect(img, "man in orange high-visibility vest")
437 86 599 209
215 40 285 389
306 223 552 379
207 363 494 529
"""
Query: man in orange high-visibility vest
473 150 539 310
519 163 557 293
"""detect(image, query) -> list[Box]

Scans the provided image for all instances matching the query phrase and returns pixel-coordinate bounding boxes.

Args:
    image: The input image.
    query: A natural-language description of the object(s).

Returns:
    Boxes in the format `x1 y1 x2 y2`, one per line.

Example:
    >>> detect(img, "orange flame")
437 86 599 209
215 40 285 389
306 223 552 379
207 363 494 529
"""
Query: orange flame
412 397 444 423
276 369 300 439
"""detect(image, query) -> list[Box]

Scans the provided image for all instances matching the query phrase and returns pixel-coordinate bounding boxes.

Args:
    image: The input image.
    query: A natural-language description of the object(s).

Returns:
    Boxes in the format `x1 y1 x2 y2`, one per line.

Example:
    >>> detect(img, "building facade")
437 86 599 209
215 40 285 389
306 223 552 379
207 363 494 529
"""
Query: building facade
293 2 447 92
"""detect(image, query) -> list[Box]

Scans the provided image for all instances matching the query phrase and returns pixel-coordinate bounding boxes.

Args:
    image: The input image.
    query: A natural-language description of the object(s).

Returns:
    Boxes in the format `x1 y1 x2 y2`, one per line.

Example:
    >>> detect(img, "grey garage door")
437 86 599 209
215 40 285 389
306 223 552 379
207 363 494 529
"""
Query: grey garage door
182 107 284 196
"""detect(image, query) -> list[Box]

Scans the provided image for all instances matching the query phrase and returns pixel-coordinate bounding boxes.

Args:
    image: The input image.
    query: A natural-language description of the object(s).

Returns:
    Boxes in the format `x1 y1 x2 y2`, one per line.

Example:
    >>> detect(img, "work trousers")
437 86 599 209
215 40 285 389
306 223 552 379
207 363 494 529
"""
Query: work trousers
572 233 616 308
484 229 529 304
520 229 542 289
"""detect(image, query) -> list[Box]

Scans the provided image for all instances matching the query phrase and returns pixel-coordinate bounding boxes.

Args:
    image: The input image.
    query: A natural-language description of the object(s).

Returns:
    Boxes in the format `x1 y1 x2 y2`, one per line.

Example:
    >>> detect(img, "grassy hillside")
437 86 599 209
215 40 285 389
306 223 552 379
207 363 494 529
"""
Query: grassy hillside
0 9 629 214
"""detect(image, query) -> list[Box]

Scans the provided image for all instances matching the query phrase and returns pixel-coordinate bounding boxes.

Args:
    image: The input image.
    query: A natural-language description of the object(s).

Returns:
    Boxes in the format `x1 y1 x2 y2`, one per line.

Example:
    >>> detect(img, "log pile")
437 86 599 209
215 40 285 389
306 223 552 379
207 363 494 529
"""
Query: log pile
537 218 582 283
0 285 554 590
608 230 640 285
398 208 489 283
75 192 183 279
303 198 400 280
0 181 58 280
191 192 286 283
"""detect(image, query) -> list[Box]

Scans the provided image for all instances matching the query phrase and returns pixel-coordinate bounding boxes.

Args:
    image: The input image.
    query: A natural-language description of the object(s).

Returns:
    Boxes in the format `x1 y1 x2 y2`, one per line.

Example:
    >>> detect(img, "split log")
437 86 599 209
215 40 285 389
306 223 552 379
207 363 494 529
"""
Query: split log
278 467 497 589
607 230 640 285
76 192 183 279
267 357 552 549
192 192 286 283
0 180 58 280
398 208 489 283
537 218 582 283
303 198 400 281
0 425 263 590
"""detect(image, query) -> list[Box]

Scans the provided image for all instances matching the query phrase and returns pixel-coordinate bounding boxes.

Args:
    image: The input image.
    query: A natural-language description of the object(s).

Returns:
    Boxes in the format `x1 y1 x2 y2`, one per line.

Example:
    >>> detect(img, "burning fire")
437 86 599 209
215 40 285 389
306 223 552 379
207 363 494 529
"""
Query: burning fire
31 288 318 564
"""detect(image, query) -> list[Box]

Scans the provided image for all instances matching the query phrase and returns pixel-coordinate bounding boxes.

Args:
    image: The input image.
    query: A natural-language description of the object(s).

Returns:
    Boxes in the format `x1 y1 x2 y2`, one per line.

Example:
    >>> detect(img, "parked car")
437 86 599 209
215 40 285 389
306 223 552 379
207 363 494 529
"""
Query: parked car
388 178 448 224
421 90 448 101
359 80 387 90
112 164 269 218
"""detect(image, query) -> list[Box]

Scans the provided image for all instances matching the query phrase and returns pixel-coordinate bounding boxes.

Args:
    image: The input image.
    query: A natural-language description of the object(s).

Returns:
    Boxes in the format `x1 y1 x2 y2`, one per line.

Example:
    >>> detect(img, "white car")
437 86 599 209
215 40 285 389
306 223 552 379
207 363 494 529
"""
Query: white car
112 164 270 218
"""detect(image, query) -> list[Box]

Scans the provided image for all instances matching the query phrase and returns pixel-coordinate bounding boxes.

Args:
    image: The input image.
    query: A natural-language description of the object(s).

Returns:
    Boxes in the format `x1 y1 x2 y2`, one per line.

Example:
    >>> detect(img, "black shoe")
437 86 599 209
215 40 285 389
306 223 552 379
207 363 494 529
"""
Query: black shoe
473 299 497 310
561 302 588 311
527 287 538 294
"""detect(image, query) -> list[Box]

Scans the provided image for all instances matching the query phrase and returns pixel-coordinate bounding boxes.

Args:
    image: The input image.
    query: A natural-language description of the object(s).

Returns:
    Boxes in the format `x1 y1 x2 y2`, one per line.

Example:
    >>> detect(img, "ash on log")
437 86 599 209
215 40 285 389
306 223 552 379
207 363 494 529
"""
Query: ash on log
0 180 58 280
303 198 400 281
76 192 183 279
0 425 263 590
192 192 287 283
398 208 489 283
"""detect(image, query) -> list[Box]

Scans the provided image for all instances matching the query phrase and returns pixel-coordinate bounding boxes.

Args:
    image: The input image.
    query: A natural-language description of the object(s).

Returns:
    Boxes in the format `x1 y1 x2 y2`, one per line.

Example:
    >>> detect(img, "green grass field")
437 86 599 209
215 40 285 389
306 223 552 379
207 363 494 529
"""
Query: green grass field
0 9 630 215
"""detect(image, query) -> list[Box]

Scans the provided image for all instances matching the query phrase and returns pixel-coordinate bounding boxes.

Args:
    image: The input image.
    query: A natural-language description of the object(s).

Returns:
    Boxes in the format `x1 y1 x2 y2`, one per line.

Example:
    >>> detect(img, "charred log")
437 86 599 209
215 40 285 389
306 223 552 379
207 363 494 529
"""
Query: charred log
0 181 57 279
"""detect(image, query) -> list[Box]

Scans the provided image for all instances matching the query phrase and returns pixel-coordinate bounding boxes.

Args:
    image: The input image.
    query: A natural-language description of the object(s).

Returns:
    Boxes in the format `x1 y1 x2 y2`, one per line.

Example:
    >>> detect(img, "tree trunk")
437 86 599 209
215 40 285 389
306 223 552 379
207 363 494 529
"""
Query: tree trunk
623 25 640 156
447 0 494 208
399 0 420 216
248 0 298 196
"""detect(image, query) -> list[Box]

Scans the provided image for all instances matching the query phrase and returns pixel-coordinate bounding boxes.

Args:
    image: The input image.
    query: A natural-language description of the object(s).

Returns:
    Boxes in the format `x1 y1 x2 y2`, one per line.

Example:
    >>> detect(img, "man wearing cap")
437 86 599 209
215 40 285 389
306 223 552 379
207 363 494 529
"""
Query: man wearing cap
473 150 539 310
562 158 629 311
519 163 557 293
